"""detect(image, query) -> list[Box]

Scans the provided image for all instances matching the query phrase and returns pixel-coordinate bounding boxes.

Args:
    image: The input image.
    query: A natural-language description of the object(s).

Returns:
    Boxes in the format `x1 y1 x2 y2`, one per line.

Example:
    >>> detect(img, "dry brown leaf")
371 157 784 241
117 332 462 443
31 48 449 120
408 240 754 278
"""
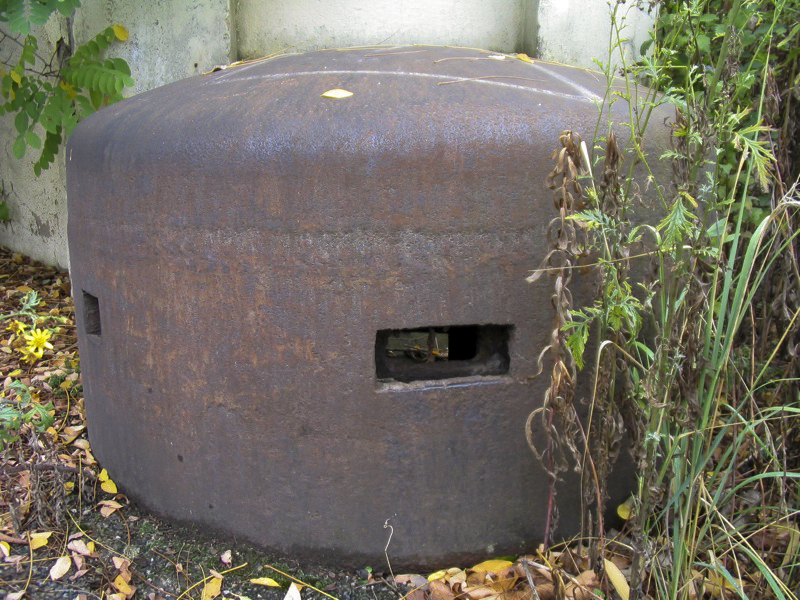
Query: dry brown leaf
395 574 429 590
430 579 456 600
67 539 91 556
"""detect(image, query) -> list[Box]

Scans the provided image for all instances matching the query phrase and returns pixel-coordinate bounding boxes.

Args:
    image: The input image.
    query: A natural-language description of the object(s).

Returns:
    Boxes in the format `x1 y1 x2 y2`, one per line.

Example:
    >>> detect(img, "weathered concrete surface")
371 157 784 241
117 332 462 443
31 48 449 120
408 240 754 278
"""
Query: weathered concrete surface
536 0 656 70
236 0 529 58
67 46 671 567
0 17 71 269
72 0 235 95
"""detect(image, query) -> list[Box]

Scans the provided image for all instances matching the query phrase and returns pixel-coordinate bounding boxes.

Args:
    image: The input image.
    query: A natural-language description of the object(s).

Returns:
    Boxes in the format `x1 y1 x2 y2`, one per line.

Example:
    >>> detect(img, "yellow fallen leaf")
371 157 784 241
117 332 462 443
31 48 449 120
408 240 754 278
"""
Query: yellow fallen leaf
604 558 629 600
202 576 223 600
113 573 133 595
250 577 281 587
515 53 534 63
101 479 118 494
50 555 71 580
469 559 513 573
112 24 129 41
29 531 52 550
72 438 90 450
0 540 9 557
98 468 110 481
64 481 75 493
67 539 92 556
617 495 635 520
428 569 447 581
321 88 353 99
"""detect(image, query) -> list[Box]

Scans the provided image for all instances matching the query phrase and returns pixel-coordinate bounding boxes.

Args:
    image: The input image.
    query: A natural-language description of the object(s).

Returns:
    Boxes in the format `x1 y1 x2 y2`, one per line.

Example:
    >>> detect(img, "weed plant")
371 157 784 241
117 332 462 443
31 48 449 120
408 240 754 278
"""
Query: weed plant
529 1 800 597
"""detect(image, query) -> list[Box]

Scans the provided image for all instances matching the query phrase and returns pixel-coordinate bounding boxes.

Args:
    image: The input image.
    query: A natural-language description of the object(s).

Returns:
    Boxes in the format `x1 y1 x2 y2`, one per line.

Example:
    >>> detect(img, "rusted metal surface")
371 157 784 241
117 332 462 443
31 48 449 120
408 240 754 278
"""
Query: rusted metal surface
67 46 671 568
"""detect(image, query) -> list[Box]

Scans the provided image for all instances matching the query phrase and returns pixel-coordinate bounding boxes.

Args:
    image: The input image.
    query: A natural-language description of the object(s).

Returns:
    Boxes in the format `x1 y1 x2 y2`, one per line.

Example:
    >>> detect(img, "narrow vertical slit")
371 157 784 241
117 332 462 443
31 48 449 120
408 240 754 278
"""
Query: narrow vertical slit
83 291 101 336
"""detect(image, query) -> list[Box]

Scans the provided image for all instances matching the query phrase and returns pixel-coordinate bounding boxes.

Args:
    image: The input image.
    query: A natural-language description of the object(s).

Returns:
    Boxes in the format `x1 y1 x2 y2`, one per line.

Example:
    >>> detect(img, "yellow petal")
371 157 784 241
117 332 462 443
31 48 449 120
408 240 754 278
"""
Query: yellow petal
202 576 223 600
321 88 353 99
50 556 71 580
112 25 129 41
250 577 281 587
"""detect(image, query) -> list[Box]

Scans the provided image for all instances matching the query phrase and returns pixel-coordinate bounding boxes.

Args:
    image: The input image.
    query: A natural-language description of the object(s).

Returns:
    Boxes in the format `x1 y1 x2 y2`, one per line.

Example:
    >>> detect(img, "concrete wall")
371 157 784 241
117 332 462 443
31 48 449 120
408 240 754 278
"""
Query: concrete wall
236 0 531 58
0 0 655 269
536 0 655 71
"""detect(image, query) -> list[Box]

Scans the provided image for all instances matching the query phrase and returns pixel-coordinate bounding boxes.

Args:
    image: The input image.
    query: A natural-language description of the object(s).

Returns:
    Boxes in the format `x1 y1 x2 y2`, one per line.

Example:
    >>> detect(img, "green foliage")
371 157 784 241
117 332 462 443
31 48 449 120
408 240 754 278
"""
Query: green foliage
0 1 133 175
0 290 66 444
0 380 54 444
532 0 800 597
0 0 81 36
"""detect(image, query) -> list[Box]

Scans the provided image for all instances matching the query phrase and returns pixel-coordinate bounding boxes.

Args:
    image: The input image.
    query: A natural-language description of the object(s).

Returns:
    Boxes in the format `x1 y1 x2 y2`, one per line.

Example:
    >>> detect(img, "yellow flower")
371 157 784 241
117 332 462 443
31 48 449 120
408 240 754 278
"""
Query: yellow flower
24 328 54 355
19 345 43 363
6 320 27 335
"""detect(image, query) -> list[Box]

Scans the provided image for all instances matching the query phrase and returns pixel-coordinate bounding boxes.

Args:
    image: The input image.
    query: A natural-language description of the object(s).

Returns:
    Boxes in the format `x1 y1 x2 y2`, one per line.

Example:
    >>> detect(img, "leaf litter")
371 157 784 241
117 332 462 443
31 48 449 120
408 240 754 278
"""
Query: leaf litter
0 246 649 599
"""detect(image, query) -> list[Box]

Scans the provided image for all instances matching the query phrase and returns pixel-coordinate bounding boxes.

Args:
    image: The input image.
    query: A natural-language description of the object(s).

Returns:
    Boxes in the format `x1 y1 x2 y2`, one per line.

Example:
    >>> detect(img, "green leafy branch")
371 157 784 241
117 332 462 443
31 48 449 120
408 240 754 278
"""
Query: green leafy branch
0 1 133 175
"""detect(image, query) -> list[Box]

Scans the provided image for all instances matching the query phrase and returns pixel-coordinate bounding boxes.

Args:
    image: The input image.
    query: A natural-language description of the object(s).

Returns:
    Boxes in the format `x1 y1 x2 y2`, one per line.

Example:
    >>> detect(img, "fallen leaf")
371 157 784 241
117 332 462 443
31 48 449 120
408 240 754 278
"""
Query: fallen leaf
68 539 91 556
515 53 534 63
470 560 514 573
429 579 456 600
616 495 635 520
283 582 303 600
428 569 448 581
321 88 353 99
0 541 9 558
221 549 232 565
250 577 281 587
50 555 71 580
100 500 123 517
113 573 133 596
202 575 222 600
29 531 52 550
101 479 118 494
395 574 429 590
603 559 629 600
5 591 25 600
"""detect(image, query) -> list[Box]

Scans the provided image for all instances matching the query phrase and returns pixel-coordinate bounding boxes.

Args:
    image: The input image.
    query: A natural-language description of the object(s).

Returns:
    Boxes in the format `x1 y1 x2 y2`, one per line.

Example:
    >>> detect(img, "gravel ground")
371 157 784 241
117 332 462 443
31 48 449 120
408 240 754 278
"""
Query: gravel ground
1 493 405 600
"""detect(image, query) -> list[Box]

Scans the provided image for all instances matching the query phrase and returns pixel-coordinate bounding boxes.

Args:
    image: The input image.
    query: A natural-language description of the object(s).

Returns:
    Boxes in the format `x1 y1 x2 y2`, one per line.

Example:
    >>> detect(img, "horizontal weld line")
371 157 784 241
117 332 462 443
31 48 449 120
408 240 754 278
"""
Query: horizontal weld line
212 68 600 102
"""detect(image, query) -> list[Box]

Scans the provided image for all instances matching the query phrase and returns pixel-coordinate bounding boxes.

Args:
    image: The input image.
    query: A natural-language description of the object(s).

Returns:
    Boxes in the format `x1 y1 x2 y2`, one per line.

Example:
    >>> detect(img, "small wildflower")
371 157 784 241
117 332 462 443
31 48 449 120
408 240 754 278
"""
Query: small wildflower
6 320 27 335
19 345 42 363
24 328 54 355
